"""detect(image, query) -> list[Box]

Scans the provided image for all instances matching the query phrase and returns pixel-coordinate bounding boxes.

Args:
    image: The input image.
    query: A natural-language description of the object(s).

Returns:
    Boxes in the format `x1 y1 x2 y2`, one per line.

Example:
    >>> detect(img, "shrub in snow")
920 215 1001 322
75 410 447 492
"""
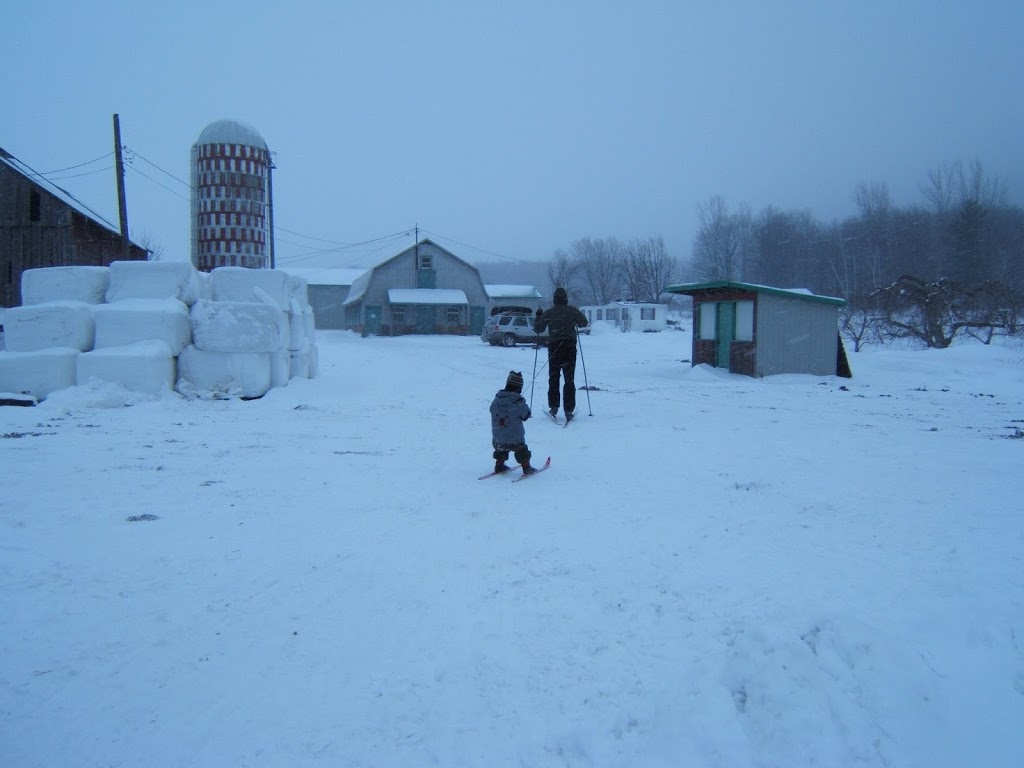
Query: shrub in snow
77 340 176 396
176 345 271 399
190 299 288 353
0 347 80 399
105 260 201 306
93 299 192 356
2 302 96 353
21 266 110 305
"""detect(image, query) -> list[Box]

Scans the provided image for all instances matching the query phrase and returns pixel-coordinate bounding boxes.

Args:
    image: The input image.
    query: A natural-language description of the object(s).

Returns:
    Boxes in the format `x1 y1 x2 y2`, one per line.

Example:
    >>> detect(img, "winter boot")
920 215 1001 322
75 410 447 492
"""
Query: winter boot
565 411 574 423
521 462 537 476
548 408 558 418
494 461 510 474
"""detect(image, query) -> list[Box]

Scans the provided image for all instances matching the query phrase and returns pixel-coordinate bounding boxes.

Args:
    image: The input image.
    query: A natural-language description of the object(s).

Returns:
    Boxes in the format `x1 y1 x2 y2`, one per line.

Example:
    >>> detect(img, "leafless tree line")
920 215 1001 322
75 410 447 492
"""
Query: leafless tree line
687 160 1024 347
546 236 678 305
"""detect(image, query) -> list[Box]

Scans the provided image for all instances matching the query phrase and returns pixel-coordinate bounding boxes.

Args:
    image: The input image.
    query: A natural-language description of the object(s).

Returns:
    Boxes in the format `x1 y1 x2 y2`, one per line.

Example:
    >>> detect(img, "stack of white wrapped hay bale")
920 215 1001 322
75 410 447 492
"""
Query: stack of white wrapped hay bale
0 261 317 402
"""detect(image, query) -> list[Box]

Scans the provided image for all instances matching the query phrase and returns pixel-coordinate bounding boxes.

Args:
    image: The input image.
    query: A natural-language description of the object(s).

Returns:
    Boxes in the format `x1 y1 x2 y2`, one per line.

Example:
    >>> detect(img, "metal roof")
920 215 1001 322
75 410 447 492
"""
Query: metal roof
194 119 269 150
664 280 845 306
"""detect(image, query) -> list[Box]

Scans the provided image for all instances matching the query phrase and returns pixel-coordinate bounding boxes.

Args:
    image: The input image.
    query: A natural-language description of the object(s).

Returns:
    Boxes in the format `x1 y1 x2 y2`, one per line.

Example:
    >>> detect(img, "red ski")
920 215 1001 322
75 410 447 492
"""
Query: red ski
478 464 520 480
512 456 551 482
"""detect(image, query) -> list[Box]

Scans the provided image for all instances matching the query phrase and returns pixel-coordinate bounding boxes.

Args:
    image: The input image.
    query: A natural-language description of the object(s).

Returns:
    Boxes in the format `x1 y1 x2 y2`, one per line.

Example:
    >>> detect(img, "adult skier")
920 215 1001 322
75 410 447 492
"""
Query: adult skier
533 287 588 422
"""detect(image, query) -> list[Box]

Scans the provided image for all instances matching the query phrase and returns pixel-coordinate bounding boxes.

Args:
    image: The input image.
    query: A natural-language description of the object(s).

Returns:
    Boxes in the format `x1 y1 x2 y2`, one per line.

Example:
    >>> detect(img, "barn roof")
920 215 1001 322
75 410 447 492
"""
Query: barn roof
0 146 128 238
279 267 367 287
665 280 845 306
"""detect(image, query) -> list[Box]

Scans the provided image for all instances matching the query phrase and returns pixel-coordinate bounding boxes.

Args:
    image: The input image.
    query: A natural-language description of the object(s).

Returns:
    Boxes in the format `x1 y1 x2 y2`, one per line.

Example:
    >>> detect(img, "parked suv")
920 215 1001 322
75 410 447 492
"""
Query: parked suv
482 309 548 347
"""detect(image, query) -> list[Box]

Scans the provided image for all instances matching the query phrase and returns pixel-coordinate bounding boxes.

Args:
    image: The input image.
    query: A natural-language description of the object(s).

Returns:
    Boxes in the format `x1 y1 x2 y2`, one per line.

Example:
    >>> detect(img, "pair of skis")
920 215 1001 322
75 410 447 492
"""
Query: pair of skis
547 410 575 427
477 456 551 481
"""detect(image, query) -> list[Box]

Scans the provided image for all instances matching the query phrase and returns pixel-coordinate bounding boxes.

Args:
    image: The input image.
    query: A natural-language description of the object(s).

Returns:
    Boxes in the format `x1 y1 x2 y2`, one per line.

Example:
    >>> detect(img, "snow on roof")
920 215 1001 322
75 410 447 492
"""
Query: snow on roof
194 119 269 150
485 285 541 299
279 268 367 287
0 147 124 236
664 280 845 306
388 289 468 305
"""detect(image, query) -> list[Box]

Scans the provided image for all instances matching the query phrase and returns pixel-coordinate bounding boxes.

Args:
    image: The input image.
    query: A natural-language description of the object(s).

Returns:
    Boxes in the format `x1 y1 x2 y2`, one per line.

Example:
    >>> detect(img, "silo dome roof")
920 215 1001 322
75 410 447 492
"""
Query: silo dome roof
195 119 268 150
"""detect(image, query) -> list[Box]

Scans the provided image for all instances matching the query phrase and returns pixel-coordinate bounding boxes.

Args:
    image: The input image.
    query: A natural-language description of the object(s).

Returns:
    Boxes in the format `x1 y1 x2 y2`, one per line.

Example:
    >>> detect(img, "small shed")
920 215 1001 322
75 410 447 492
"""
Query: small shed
580 301 666 332
664 281 850 378
280 267 367 329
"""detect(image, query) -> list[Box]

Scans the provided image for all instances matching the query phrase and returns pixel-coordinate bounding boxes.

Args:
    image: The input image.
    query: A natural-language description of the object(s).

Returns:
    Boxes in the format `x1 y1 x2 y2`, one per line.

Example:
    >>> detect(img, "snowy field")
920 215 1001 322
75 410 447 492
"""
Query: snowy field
2 325 1023 767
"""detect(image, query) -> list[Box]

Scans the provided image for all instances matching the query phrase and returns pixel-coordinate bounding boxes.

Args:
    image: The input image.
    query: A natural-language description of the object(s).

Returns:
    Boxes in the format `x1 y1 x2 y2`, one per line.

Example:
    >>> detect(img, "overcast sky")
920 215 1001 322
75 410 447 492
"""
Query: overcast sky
4 1 1022 270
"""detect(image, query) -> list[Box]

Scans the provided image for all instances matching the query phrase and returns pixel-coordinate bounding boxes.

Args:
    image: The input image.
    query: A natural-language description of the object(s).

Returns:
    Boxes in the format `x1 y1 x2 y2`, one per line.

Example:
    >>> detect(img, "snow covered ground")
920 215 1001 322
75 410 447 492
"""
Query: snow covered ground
2 325 1023 767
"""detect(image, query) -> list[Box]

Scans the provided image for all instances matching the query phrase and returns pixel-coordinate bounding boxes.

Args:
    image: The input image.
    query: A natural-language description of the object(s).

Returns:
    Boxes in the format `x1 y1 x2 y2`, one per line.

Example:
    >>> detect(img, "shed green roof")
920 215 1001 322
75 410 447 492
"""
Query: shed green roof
664 280 845 306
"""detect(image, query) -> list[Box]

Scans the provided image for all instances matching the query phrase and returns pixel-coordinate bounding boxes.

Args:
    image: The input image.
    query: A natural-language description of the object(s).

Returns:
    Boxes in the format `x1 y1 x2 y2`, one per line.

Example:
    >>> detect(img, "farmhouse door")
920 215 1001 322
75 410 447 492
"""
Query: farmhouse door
716 302 735 369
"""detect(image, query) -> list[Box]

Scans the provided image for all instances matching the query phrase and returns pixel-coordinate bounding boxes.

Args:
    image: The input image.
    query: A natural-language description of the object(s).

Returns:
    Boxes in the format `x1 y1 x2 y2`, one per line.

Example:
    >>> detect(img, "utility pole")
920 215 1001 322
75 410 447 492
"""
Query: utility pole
112 114 130 259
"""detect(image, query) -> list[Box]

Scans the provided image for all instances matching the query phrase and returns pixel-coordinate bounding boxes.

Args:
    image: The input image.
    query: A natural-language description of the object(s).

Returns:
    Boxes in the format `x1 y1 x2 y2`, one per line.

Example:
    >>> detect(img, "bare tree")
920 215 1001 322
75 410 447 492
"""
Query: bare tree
690 196 752 281
570 237 623 304
622 236 676 302
546 249 577 297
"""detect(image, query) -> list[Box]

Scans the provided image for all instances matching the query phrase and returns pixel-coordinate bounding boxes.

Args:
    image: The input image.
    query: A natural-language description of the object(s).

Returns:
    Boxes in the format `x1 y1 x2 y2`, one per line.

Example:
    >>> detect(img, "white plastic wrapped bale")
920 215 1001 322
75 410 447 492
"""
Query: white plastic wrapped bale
77 340 176 396
0 347 80 399
190 299 287 353
3 302 96 352
21 266 110 305
177 345 271 399
211 266 290 310
289 346 312 379
308 344 319 378
269 350 290 389
196 270 213 301
286 272 309 306
93 299 192 356
286 301 309 352
105 260 201 306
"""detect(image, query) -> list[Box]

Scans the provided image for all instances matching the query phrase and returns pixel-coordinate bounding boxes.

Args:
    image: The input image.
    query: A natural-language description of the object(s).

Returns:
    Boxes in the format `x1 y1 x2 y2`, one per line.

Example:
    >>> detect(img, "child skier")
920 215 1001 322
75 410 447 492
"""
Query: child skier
490 370 537 476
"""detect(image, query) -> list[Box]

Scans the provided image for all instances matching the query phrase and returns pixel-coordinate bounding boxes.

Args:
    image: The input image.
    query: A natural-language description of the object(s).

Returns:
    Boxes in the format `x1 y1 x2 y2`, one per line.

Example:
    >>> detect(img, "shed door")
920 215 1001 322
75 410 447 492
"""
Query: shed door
469 305 485 335
716 302 734 369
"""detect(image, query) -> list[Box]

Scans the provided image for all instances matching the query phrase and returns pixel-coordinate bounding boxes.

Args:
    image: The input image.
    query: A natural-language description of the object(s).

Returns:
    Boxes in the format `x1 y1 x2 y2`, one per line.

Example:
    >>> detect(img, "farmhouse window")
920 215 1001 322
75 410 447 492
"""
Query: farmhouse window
446 306 461 324
392 306 405 325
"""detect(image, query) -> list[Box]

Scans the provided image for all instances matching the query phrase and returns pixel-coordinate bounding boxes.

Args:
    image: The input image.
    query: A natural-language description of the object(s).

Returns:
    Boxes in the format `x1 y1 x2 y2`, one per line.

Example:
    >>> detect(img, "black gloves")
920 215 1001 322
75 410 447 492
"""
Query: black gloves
535 308 543 317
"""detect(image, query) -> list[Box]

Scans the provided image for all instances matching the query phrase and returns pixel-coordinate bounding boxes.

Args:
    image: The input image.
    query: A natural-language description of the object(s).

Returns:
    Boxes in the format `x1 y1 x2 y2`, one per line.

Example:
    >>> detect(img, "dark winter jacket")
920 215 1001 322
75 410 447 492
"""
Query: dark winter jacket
490 389 531 445
534 303 588 342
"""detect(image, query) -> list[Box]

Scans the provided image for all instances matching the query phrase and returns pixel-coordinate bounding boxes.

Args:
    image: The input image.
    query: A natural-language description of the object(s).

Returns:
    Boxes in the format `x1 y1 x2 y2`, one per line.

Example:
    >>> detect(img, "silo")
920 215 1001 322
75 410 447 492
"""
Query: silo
190 119 273 272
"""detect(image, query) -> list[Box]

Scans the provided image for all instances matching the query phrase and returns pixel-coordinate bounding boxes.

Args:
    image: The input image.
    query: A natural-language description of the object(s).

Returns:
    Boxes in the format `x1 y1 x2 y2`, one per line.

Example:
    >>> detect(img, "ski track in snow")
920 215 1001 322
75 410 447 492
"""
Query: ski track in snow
2 328 1023 767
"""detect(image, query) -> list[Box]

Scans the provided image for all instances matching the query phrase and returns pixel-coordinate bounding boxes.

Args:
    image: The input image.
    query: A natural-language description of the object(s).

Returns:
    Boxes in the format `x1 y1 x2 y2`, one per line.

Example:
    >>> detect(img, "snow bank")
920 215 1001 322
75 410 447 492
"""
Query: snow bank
190 299 288 353
2 302 95 352
77 340 176 396
93 299 192 356
176 345 271 399
211 266 290 309
105 260 201 306
20 266 109 305
0 347 79 398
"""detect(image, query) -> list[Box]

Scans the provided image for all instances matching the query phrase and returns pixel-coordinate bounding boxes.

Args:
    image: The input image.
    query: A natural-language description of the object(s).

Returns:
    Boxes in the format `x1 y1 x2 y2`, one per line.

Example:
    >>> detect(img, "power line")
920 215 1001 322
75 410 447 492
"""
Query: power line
46 164 115 181
34 152 114 176
421 228 539 264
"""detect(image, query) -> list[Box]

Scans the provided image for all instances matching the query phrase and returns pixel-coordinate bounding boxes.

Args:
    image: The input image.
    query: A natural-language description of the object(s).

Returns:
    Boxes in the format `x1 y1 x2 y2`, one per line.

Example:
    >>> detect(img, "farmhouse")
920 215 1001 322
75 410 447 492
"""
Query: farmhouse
580 301 666 332
1 147 148 308
665 280 850 378
342 239 489 336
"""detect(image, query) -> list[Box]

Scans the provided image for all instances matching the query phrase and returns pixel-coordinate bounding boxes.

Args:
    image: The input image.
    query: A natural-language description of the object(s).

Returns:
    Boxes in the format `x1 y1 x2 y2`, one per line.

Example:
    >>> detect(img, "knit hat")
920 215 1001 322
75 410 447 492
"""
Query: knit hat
505 370 524 392
553 287 568 305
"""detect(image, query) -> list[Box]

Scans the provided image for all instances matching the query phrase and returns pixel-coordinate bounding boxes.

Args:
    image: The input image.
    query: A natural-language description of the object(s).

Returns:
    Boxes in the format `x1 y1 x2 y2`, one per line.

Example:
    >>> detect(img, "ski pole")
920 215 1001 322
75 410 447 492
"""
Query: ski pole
530 342 539 410
576 327 593 416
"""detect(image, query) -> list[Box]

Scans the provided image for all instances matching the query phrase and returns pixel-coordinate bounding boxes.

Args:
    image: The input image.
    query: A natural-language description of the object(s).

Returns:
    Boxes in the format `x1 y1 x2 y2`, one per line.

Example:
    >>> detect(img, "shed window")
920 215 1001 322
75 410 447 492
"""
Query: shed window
698 302 716 340
419 254 433 270
735 301 754 341
641 307 655 320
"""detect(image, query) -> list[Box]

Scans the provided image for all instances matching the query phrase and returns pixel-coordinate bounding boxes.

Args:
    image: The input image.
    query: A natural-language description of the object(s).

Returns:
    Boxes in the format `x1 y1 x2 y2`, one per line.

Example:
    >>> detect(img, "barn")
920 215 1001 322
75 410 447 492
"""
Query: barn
664 280 850 378
1 147 148 308
341 239 489 336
